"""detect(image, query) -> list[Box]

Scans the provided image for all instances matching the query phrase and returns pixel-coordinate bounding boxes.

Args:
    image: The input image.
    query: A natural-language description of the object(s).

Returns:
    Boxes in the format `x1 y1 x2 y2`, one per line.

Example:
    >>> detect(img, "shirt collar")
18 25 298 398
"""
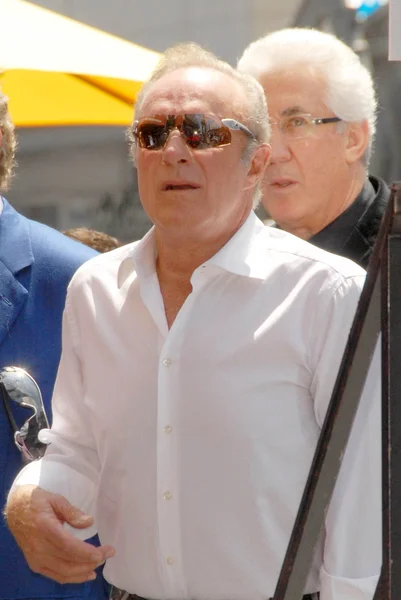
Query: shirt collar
117 226 156 289
117 211 269 288
203 211 268 279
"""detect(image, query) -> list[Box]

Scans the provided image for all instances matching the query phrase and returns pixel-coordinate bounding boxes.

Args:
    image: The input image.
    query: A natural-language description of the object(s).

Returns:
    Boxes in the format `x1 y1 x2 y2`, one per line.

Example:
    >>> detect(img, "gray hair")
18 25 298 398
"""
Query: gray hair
129 42 271 207
237 27 377 166
0 92 17 192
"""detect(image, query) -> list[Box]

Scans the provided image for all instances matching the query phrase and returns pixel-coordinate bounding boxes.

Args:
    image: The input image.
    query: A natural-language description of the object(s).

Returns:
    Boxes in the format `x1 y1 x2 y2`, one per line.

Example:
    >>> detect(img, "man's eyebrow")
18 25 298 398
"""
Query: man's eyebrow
280 106 308 117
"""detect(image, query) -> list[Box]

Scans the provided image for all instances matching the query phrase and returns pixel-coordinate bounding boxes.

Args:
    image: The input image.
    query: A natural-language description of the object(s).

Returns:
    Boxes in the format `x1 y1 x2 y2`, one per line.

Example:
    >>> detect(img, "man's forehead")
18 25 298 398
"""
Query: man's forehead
141 67 246 114
150 66 233 91
261 63 326 86
261 68 329 117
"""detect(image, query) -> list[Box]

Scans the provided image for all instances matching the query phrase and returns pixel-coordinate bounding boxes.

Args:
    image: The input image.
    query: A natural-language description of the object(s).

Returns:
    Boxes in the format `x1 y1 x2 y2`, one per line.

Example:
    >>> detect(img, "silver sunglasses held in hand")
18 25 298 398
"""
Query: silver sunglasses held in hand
0 366 49 462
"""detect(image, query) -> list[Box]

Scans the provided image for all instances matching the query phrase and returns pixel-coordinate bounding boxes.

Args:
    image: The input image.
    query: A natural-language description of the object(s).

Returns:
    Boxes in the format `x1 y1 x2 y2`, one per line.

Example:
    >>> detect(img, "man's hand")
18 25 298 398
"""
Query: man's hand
5 484 115 584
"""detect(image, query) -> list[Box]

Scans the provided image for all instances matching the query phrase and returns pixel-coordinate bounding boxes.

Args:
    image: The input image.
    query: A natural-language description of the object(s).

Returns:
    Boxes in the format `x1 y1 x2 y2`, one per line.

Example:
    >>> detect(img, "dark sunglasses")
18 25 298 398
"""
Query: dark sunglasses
0 366 49 462
132 113 257 151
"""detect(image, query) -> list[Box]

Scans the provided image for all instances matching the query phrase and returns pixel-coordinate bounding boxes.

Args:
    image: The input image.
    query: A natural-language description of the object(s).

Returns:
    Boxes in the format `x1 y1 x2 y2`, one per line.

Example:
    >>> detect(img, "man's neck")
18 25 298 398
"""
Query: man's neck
154 213 250 284
156 238 219 283
155 235 229 330
153 210 252 328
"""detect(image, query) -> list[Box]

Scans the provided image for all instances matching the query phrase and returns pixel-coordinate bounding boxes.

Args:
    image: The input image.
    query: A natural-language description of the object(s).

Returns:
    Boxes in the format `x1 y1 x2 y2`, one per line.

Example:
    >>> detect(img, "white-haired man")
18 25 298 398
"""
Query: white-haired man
6 43 380 600
238 27 390 269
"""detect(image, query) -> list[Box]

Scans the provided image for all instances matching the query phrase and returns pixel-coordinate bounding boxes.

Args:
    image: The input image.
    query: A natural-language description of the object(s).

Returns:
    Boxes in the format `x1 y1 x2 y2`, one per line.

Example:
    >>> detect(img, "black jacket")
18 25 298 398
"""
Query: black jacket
309 175 390 270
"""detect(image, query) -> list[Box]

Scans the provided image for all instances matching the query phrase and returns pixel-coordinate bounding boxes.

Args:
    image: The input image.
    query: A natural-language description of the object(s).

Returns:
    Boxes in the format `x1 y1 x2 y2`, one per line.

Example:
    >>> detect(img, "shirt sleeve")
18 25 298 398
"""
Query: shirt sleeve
310 274 381 599
10 287 100 541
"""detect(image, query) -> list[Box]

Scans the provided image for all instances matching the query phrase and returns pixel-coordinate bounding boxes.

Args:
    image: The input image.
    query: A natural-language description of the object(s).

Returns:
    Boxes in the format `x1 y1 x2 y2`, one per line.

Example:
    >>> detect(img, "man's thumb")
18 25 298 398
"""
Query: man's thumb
51 495 94 529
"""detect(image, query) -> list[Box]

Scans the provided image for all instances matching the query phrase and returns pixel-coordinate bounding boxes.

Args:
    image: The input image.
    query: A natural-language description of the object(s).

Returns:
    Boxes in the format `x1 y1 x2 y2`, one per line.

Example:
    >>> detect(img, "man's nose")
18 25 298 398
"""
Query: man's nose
269 127 292 165
161 130 191 165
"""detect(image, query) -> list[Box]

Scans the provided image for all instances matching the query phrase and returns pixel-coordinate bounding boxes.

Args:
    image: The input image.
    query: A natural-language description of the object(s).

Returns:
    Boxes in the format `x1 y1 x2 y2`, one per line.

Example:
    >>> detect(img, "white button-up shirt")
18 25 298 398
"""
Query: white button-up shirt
14 212 381 600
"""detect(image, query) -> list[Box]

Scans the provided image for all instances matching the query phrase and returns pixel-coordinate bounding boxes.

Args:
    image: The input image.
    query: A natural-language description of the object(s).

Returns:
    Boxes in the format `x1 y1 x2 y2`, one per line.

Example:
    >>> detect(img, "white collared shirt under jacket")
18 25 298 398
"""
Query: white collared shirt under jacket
15 212 381 600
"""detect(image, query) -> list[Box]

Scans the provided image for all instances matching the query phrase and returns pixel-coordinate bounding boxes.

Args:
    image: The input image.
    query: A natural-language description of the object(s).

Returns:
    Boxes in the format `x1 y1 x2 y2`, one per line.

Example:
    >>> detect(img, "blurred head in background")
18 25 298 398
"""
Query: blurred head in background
0 91 17 192
63 227 123 252
238 28 377 243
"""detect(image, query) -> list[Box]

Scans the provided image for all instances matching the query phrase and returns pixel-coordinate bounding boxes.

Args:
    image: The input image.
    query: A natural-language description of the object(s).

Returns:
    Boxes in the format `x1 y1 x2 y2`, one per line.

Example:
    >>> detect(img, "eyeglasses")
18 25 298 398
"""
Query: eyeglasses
132 113 257 151
270 113 342 140
0 366 49 462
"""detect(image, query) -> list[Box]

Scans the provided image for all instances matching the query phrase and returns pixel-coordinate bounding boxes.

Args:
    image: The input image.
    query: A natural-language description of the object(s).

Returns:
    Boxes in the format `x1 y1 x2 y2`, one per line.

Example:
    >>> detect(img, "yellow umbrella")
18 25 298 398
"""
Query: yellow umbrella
0 0 161 126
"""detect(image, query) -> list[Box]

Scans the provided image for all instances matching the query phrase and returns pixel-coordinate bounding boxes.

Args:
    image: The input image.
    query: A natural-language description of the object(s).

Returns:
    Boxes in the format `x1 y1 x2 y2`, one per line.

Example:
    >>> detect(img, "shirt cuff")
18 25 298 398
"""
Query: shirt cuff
8 458 98 541
320 565 380 599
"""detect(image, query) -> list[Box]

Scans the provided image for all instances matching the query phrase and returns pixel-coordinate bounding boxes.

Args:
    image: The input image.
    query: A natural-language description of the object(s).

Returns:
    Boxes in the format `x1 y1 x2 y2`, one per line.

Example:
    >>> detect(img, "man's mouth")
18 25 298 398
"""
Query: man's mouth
163 183 200 191
270 179 297 188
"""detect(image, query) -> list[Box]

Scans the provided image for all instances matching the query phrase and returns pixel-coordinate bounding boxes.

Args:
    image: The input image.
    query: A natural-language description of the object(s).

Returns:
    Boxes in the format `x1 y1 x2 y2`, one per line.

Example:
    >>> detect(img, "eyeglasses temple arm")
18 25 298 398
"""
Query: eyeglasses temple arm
221 118 257 140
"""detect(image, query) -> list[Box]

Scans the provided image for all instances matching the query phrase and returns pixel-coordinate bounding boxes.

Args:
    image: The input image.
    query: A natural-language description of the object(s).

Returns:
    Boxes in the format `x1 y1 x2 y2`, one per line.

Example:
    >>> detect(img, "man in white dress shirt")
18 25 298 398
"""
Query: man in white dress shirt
5 43 380 600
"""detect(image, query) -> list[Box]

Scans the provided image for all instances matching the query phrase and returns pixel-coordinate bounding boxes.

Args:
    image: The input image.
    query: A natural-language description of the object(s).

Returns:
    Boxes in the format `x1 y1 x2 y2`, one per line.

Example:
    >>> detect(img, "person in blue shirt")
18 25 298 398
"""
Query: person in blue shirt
0 90 109 599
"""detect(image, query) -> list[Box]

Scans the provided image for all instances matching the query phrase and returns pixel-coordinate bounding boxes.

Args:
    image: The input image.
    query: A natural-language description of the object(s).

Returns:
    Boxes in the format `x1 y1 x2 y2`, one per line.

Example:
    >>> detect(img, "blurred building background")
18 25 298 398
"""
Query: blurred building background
6 0 397 242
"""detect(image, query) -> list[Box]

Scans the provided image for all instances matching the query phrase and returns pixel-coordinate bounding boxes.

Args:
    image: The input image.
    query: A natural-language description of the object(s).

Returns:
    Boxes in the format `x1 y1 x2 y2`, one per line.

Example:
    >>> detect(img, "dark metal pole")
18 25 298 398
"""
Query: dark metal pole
378 183 401 599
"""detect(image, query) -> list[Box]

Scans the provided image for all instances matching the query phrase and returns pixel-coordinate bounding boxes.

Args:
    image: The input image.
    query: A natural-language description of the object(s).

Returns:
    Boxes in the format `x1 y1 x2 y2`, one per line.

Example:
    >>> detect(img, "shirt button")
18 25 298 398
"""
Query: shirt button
166 556 174 565
162 358 172 367
163 491 172 500
164 425 172 434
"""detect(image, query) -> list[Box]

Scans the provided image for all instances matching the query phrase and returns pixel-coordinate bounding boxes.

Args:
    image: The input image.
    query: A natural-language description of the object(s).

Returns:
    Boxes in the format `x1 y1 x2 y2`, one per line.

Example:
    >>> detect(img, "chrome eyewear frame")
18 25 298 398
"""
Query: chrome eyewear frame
0 366 49 462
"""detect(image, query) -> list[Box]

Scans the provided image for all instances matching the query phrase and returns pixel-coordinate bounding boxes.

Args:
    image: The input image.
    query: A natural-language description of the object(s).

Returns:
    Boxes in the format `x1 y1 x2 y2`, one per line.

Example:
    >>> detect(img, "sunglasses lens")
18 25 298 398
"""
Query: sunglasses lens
134 114 232 150
1 366 41 410
183 114 231 149
1 366 50 462
136 120 167 149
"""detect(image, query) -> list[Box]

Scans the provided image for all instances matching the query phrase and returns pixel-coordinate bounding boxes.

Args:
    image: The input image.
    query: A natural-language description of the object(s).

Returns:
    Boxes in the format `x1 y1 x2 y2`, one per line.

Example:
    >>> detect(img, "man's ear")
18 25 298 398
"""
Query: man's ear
243 143 271 191
345 120 369 164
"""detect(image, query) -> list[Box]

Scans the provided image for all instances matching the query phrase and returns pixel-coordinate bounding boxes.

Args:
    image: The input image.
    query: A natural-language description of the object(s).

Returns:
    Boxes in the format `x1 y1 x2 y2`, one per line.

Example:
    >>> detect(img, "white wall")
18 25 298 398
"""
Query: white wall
389 0 401 60
30 0 302 63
